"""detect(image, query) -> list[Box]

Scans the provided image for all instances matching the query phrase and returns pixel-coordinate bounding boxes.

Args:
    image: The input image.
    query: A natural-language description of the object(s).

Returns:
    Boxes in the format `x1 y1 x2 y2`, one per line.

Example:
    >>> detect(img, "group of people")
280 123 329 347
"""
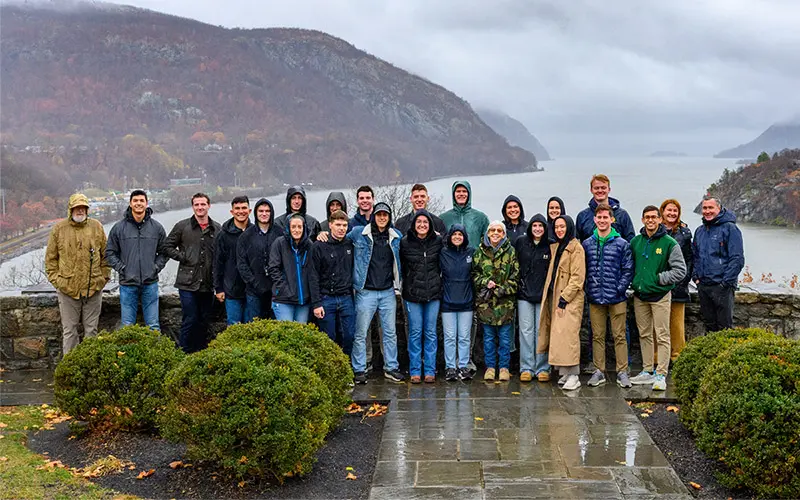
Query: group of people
45 174 745 391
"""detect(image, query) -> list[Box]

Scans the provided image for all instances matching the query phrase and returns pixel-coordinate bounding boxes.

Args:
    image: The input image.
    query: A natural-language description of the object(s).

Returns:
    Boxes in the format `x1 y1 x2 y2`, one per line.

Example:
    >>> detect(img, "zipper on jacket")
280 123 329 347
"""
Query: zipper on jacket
87 247 94 298
294 246 308 305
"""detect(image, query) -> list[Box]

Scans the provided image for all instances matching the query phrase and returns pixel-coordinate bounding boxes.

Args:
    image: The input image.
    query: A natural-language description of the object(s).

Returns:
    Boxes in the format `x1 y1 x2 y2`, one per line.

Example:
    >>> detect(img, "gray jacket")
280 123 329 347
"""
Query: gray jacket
106 207 169 286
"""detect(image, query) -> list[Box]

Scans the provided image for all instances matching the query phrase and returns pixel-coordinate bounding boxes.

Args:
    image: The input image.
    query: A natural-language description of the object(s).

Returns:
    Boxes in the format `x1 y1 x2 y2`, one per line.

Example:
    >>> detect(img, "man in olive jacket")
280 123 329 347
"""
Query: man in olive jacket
164 193 221 352
45 193 110 355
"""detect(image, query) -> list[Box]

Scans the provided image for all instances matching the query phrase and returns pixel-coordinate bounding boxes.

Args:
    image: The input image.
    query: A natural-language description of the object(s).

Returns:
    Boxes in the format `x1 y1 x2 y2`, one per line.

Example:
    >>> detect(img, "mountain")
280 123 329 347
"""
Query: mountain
476 109 551 161
704 149 800 227
714 121 800 158
0 2 536 195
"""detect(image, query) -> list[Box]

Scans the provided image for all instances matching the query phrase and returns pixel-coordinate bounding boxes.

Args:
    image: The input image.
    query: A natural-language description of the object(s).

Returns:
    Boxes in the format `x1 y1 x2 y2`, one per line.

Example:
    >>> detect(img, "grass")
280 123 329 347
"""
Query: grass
0 405 135 500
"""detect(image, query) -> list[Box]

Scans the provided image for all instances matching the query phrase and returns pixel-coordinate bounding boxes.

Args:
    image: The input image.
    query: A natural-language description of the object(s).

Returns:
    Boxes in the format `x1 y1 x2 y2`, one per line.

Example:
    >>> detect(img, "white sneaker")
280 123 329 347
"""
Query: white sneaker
562 374 581 390
557 374 567 386
652 374 667 391
630 371 655 385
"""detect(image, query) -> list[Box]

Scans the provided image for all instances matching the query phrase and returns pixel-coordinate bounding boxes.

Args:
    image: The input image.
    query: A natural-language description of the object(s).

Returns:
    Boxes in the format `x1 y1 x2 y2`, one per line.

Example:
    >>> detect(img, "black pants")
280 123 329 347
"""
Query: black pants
178 290 215 353
697 283 735 333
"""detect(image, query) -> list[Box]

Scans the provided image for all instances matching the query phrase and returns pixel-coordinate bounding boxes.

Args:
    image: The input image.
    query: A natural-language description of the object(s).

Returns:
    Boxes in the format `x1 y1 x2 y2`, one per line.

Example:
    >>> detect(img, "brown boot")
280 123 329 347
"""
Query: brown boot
520 371 532 382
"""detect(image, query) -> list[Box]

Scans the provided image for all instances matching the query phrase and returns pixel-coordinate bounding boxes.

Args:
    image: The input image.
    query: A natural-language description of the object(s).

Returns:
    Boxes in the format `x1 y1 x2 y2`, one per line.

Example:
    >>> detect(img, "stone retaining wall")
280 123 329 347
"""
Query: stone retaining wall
1 291 798 371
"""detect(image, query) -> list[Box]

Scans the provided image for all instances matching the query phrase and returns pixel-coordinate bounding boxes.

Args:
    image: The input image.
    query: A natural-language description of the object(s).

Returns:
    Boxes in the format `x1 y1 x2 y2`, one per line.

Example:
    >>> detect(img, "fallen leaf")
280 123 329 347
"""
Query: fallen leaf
346 472 357 480
689 481 702 490
32 378 42 382
345 466 354 471
0 456 8 462
627 401 632 406
369 395 377 398
136 469 155 480
169 461 183 469
0 435 5 439
666 405 680 413
0 422 7 428
238 480 246 488
239 455 248 464
474 417 484 421
511 391 521 395
40 404 48 409
117 351 126 357
640 413 650 418
128 465 136 470
615 460 627 465
346 403 362 414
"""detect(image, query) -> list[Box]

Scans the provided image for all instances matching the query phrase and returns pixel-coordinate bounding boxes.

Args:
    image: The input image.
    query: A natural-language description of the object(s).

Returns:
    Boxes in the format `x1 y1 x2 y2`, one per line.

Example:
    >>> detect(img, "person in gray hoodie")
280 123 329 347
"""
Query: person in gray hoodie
274 186 322 240
320 192 348 233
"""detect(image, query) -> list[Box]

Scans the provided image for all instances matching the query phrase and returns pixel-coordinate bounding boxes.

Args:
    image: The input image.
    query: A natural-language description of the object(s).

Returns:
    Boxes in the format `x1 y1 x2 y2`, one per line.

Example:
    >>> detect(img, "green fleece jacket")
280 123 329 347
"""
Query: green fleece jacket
630 225 687 302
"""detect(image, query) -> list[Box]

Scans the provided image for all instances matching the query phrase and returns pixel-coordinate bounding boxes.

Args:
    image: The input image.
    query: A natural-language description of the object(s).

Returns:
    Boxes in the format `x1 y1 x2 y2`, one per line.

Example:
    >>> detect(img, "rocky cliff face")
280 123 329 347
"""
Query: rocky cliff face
476 109 551 162
705 149 800 227
0 2 536 192
715 122 800 158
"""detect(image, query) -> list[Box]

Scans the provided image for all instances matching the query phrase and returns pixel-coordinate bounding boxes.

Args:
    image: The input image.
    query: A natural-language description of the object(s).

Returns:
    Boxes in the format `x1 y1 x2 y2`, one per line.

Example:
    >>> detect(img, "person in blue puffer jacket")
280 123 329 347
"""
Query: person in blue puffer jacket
581 203 634 388
440 224 475 381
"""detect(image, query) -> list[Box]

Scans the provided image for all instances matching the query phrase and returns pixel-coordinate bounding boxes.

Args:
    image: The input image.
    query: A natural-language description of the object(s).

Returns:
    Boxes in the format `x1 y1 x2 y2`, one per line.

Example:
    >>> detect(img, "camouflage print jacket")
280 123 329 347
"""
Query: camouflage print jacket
471 236 519 325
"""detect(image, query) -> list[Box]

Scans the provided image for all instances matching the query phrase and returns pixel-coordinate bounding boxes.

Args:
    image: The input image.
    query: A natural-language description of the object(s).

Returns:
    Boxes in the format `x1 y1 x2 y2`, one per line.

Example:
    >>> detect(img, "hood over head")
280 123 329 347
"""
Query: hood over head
284 185 307 215
409 209 435 240
67 193 90 218
703 207 737 227
527 213 548 240
546 196 566 224
325 191 347 216
553 215 576 244
445 223 469 250
483 220 508 249
253 198 274 227
502 194 525 223
450 180 472 210
286 213 310 244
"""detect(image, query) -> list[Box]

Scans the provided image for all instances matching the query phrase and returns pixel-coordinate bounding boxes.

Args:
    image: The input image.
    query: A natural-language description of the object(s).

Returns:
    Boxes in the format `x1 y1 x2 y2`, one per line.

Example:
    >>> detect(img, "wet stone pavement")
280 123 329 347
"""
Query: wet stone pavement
353 376 689 500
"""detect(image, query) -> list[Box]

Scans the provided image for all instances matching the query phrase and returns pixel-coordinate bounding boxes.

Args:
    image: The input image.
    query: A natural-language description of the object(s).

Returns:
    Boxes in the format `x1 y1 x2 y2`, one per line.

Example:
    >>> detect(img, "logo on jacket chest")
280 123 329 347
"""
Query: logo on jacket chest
466 256 472 263
656 248 663 255
347 249 352 255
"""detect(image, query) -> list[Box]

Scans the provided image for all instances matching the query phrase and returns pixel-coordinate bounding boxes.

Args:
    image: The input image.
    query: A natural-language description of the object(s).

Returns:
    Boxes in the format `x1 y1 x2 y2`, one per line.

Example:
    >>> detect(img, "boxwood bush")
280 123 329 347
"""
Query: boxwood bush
54 325 184 431
692 336 800 498
211 319 353 415
159 341 335 480
672 327 774 430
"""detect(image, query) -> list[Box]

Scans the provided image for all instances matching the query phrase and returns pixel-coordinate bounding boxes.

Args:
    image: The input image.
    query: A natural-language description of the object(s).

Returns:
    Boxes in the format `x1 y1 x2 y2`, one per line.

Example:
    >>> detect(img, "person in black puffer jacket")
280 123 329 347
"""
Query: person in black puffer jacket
400 210 443 383
514 214 552 382
660 198 694 363
440 224 475 380
268 213 312 323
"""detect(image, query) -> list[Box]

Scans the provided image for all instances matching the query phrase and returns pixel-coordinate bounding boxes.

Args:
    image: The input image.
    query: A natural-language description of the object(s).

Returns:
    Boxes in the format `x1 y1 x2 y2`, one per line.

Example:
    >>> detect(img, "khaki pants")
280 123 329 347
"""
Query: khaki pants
57 290 103 355
655 302 686 364
589 302 628 373
634 293 672 376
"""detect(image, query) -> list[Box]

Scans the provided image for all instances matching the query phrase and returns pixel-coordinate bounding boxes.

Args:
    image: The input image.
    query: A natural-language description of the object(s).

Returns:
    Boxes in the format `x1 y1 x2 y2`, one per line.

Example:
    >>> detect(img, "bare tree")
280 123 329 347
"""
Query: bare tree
345 182 446 220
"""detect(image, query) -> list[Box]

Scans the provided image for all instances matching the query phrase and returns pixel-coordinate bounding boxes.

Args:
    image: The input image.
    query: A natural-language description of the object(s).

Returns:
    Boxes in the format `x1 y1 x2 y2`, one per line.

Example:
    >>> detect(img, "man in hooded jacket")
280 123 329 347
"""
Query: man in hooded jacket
237 198 280 322
273 185 321 240
46 193 111 355
320 192 348 233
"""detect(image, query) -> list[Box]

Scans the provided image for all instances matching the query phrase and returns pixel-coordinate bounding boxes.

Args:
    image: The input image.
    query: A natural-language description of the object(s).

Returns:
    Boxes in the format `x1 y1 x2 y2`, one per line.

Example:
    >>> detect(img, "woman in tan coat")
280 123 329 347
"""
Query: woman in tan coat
537 215 586 390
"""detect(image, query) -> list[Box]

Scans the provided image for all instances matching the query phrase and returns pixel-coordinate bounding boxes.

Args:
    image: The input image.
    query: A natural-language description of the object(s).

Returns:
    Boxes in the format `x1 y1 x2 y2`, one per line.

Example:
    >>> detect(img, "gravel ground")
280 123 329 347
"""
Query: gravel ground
27 410 385 499
635 402 754 499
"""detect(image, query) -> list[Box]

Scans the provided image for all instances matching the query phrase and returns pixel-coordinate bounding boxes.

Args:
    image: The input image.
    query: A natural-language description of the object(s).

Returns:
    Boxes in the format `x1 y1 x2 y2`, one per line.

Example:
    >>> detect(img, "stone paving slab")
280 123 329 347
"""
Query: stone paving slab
0 368 54 406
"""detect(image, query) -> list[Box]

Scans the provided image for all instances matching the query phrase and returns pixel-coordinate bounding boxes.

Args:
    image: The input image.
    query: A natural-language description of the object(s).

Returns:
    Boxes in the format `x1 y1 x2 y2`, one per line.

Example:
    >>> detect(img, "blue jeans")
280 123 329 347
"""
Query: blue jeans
272 302 310 323
119 283 160 330
441 310 472 370
317 295 355 356
225 297 247 325
483 323 512 370
245 291 274 322
518 300 550 375
406 300 440 377
178 290 214 353
353 288 399 373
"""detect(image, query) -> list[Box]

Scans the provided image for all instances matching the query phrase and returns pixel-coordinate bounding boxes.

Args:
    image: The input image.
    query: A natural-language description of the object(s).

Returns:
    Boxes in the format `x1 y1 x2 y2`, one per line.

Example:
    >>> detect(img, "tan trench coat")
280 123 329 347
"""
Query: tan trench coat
536 238 586 367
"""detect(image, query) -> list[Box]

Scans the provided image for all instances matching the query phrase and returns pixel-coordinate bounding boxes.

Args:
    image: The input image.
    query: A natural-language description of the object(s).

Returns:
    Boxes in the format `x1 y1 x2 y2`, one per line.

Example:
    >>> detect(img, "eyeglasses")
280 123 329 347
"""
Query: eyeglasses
643 215 661 221
487 228 504 234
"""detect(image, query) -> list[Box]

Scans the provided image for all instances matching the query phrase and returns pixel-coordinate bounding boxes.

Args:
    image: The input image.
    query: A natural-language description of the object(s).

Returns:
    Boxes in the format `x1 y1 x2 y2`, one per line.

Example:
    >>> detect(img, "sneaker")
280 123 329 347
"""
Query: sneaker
499 368 510 381
458 367 473 380
562 374 581 390
630 371 655 385
652 374 667 391
557 374 567 386
587 369 606 387
484 368 496 381
424 375 435 384
384 369 405 382
581 363 595 374
616 372 632 388
410 375 421 384
537 372 551 382
445 368 458 381
354 372 367 385
520 371 532 382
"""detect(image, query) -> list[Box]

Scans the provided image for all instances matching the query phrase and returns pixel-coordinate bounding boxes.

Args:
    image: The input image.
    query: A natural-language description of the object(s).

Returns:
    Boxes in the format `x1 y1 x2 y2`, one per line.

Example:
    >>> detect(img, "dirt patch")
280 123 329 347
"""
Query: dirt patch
27 410 385 499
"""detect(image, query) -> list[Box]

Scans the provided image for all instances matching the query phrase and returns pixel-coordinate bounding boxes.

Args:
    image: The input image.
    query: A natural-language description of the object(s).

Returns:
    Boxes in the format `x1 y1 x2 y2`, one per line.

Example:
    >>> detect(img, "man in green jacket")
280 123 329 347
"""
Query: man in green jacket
629 205 686 391
45 193 111 355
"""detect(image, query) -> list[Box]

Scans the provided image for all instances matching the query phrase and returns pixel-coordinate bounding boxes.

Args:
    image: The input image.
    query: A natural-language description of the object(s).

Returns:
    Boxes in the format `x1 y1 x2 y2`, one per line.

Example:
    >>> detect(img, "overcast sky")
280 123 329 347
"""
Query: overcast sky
108 0 800 156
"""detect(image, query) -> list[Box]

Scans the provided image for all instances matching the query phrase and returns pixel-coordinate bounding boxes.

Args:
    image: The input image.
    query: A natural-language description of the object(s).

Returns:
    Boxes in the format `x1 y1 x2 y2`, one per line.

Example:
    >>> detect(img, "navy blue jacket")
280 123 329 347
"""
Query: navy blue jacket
692 209 744 287
575 197 636 243
582 229 634 305
213 217 251 299
236 199 280 296
439 224 474 313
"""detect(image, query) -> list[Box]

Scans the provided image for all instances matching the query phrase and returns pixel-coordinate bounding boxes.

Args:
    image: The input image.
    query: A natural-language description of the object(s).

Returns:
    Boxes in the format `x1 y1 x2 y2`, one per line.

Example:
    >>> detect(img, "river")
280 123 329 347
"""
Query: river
2 157 798 292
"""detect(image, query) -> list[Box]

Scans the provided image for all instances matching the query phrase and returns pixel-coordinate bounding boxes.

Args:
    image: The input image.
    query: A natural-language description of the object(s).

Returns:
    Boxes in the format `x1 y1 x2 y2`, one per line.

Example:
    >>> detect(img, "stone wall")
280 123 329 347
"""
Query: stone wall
1 291 798 371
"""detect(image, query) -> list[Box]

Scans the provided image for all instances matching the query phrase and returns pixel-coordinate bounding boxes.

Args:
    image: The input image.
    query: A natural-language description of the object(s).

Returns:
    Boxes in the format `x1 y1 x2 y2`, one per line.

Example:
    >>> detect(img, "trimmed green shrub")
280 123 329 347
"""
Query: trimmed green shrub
54 325 184 431
692 337 800 498
159 341 335 480
672 327 774 430
211 319 353 415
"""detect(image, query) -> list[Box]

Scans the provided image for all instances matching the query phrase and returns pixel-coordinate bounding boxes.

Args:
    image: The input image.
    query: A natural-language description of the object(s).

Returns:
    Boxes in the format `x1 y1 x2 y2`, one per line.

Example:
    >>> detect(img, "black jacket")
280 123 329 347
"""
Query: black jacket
164 215 221 292
502 195 528 243
395 210 447 236
106 207 168 286
666 222 694 303
400 211 443 303
546 196 566 243
237 199 281 296
213 217 251 299
273 185 321 240
439 224 474 312
320 192 347 233
309 236 354 308
514 213 551 303
268 224 312 306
